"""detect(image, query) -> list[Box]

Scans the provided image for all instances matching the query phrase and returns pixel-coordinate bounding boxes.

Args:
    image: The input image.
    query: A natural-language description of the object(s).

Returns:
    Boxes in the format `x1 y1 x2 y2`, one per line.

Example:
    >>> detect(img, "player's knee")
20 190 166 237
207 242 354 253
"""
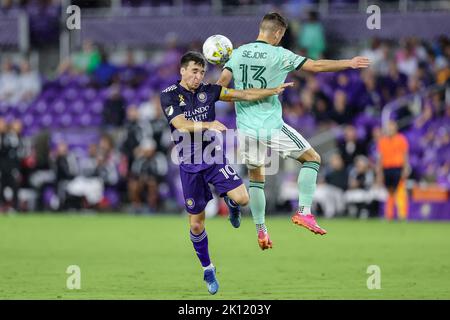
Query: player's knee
190 220 204 234
313 151 321 165
302 149 321 165
235 193 249 206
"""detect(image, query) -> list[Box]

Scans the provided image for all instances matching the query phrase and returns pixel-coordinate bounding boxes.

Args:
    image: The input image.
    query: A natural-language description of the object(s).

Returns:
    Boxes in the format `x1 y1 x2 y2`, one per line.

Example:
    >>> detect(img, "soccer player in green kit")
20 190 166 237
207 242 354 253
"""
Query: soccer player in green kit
217 12 370 250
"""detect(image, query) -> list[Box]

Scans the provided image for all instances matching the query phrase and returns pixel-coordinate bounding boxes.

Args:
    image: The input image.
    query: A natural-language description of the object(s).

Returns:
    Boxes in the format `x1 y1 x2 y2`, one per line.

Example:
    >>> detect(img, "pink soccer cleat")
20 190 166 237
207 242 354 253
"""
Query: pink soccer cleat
257 230 273 250
291 212 327 235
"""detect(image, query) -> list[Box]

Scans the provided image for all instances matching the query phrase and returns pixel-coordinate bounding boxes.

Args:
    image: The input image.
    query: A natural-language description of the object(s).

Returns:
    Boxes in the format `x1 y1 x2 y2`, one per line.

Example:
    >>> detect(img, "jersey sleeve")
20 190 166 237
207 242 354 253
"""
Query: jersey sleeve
279 47 308 72
160 92 183 123
209 84 223 101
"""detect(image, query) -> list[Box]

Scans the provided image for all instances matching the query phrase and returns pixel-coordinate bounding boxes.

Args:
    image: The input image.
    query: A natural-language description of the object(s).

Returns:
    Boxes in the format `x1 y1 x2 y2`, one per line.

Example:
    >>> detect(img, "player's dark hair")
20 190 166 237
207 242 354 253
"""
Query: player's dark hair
260 12 288 31
180 51 206 69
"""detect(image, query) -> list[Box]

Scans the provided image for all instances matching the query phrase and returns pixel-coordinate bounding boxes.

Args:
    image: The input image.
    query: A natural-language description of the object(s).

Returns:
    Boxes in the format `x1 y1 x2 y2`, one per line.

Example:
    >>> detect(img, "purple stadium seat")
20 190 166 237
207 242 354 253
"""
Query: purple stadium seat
22 113 35 127
83 88 97 102
40 114 55 127
58 114 73 128
71 100 86 114
50 99 66 114
77 114 93 127
63 87 79 102
34 100 49 114
91 100 104 115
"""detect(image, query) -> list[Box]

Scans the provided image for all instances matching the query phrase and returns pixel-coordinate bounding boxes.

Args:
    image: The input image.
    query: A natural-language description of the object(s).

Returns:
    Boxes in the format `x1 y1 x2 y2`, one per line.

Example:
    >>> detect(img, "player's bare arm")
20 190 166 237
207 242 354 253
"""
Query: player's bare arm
402 153 411 179
219 82 294 102
216 68 233 87
171 114 227 132
302 56 371 73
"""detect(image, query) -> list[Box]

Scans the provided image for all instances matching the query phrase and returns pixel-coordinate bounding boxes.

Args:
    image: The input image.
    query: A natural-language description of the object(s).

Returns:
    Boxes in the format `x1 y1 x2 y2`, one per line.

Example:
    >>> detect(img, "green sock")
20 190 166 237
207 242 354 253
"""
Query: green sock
249 181 266 225
298 161 320 209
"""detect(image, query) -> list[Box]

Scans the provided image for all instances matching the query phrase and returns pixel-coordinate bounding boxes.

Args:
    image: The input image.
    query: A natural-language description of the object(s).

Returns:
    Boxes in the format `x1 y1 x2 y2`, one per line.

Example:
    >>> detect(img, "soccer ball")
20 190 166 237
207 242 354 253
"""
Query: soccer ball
202 35 233 65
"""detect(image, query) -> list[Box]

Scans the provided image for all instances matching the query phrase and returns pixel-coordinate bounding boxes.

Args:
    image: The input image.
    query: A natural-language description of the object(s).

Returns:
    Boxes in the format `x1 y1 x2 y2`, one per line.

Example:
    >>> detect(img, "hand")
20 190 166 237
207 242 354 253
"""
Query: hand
401 166 410 179
208 120 227 132
273 82 294 95
350 56 371 69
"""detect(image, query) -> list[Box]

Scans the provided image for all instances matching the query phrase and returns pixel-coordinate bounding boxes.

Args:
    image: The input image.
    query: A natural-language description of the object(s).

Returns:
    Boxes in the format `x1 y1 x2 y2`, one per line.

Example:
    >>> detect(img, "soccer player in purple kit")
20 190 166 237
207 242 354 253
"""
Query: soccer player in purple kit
160 51 292 294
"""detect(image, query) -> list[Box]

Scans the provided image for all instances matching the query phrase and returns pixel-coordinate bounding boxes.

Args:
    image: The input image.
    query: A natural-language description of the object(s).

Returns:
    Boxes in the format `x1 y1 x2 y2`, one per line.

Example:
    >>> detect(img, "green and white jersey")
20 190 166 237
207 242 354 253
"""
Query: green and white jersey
224 40 307 137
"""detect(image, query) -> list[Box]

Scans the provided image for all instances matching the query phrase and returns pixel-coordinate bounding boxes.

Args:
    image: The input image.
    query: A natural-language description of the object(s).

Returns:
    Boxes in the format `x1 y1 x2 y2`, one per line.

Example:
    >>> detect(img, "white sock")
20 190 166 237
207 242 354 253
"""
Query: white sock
298 206 311 216
256 223 267 234
202 263 215 271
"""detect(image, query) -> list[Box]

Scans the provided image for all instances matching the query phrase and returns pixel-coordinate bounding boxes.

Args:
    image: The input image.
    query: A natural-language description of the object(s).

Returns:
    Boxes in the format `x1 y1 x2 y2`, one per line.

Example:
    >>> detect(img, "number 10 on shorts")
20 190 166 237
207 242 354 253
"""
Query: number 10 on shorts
219 165 237 179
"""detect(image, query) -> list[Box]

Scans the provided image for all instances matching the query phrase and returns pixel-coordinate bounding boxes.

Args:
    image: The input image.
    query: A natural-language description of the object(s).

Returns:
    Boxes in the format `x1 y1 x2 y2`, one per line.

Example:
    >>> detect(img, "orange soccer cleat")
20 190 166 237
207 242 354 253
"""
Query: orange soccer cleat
291 212 327 235
257 230 273 250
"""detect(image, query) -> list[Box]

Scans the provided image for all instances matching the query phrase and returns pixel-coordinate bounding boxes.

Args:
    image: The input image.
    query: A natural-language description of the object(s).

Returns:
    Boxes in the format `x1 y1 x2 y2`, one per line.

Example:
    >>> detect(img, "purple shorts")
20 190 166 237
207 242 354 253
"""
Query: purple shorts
180 163 243 214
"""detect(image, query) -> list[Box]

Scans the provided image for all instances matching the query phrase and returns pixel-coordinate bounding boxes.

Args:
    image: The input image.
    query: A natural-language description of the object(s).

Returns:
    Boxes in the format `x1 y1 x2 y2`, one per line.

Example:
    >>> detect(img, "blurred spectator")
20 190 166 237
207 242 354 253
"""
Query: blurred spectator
122 105 168 213
138 94 160 122
0 59 19 104
396 39 419 77
59 40 101 75
128 141 161 213
329 90 352 125
368 125 382 162
65 143 104 210
314 153 347 218
297 10 326 60
96 133 120 188
377 120 410 220
17 60 41 103
120 105 154 172
311 95 331 126
360 38 384 73
337 125 366 167
359 69 382 113
0 118 23 211
54 142 78 210
119 51 147 88
91 51 118 88
383 61 408 100
102 85 126 127
345 155 376 218
29 129 54 211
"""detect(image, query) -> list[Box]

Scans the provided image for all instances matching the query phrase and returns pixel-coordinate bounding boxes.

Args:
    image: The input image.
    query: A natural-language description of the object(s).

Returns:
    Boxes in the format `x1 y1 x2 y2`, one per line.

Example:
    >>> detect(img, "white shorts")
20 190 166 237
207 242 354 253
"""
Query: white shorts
238 123 312 168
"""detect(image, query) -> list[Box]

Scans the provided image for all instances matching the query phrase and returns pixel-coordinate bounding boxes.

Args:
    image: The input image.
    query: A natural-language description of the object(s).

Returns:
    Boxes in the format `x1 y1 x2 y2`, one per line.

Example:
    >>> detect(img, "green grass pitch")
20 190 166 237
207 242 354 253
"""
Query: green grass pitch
1 214 449 299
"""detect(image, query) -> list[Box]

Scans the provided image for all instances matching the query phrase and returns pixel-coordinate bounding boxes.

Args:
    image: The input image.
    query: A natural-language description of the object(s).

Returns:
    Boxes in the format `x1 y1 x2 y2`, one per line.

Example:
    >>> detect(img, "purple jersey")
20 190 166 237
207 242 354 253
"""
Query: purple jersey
160 81 225 173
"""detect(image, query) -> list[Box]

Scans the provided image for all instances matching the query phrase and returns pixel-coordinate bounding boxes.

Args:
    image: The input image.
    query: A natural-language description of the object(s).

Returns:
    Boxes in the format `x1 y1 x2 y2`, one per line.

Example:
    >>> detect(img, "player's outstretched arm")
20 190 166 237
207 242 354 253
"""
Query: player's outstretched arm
216 68 233 87
302 56 371 73
219 82 294 102
171 115 227 132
